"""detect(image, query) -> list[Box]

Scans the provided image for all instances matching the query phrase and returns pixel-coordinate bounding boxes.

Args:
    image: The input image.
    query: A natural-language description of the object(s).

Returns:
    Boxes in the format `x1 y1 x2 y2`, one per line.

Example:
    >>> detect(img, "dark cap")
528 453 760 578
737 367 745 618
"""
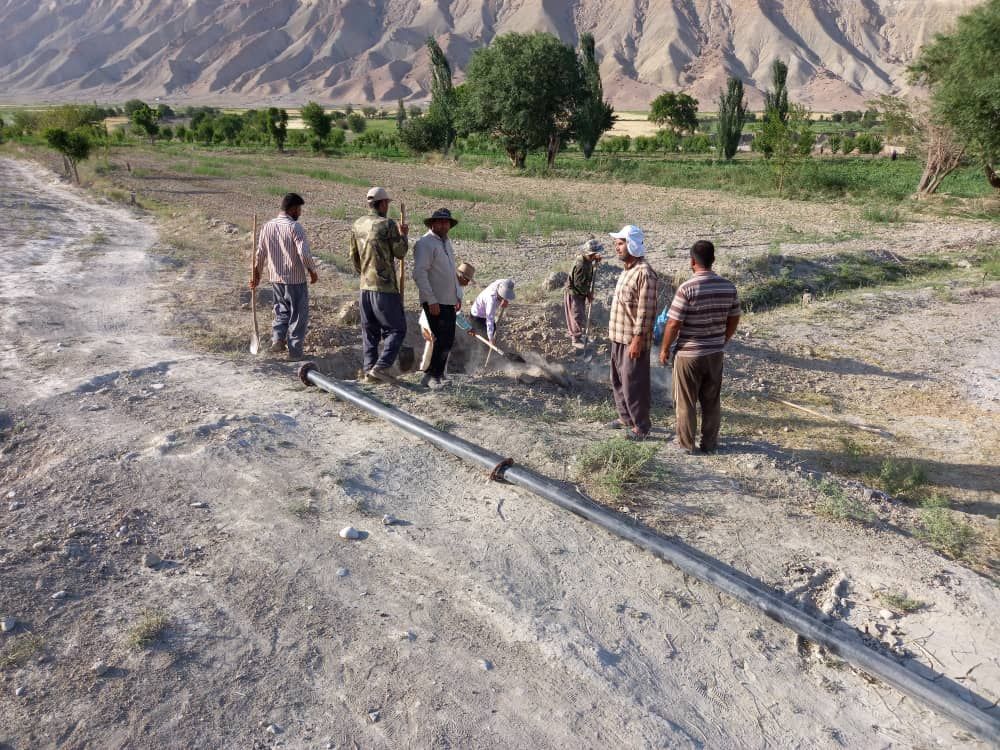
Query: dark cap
423 208 459 228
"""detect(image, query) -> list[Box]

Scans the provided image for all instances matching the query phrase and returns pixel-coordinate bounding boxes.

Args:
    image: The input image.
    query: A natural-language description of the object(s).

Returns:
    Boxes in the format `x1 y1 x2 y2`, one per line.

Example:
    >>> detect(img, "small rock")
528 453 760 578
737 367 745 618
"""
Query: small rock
400 629 415 641
782 426 791 433
190 502 207 509
339 526 360 540
15 686 26 697
266 723 282 735
367 710 380 723
1 617 16 633
150 383 165 390
5 490 14 499
92 660 109 676
878 609 895 621
543 271 569 291
32 541 47 551
862 488 875 502
335 568 349 577
87 404 105 412
142 552 162 568
51 590 67 600
8 502 23 511
337 300 361 325
381 514 396 526
480 659 493 671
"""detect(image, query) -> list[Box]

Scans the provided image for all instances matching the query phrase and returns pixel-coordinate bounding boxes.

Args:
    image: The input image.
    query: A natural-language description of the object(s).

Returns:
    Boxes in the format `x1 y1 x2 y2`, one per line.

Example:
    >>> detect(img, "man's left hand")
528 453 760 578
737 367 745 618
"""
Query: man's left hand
628 336 643 360
309 269 319 284
400 222 409 236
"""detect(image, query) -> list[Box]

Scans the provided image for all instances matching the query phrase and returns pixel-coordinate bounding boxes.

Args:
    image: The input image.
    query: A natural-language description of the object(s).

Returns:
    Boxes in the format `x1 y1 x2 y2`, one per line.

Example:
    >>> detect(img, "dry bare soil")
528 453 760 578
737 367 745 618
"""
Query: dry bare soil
1 148 998 749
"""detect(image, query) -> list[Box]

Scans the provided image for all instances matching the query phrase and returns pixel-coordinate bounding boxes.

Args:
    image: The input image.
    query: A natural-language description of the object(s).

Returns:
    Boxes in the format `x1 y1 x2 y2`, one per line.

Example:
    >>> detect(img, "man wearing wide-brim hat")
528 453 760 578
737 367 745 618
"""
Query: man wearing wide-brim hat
350 186 409 383
413 208 461 389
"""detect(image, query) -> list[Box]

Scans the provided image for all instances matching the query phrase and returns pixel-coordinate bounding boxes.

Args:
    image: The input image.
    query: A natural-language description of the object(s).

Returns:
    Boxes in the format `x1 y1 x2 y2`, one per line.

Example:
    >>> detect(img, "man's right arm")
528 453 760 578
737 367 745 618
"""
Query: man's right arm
251 226 266 287
349 230 362 274
724 315 740 342
412 238 437 306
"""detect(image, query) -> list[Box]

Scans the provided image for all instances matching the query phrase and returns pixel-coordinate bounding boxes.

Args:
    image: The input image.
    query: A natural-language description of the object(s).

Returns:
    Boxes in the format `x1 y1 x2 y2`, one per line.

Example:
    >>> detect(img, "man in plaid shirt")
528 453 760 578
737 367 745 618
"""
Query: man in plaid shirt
607 225 660 439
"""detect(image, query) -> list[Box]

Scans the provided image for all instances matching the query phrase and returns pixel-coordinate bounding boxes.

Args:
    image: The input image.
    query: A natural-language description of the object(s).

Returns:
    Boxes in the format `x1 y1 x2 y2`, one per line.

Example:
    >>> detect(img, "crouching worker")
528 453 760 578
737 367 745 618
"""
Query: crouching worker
469 278 515 345
351 186 409 383
565 238 603 349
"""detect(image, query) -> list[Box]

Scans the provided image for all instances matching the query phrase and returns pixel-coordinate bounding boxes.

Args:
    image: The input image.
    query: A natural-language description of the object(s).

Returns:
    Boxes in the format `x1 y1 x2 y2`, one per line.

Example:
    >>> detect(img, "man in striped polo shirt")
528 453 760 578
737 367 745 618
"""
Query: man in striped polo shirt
251 193 318 361
659 240 740 453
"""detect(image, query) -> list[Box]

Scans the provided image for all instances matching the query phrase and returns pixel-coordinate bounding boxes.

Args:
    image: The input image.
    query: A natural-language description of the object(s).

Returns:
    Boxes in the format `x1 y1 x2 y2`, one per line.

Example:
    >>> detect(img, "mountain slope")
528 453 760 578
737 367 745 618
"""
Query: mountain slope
0 0 978 109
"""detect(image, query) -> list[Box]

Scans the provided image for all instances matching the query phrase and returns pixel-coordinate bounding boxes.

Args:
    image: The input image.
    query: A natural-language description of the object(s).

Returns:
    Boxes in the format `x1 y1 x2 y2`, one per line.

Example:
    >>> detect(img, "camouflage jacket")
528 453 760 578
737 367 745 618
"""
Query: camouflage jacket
567 253 596 297
350 210 408 293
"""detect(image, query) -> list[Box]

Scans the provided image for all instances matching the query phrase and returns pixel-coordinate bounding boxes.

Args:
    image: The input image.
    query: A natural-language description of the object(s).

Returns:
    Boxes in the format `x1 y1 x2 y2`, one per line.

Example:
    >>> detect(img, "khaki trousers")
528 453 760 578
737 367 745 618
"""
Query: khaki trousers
673 352 724 451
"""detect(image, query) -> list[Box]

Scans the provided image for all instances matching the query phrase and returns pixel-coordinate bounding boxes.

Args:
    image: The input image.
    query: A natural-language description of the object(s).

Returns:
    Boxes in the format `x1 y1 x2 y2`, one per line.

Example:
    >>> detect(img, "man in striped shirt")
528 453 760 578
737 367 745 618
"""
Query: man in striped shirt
659 240 740 453
607 225 659 439
250 193 318 361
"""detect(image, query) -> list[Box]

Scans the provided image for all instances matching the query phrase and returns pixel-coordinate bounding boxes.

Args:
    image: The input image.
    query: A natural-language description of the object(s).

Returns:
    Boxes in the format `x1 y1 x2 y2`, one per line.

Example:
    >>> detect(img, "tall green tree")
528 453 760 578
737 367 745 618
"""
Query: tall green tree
129 103 160 143
395 98 407 129
763 60 790 125
910 0 1000 190
301 101 332 151
649 92 699 134
266 107 289 152
716 77 748 161
458 32 582 168
44 128 92 184
427 38 458 154
573 33 615 159
759 104 814 192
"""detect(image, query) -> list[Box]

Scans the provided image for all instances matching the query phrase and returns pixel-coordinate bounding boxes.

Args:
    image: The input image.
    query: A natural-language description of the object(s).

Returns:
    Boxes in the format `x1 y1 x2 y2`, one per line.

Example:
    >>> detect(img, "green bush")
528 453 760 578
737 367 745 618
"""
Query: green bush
577 437 658 498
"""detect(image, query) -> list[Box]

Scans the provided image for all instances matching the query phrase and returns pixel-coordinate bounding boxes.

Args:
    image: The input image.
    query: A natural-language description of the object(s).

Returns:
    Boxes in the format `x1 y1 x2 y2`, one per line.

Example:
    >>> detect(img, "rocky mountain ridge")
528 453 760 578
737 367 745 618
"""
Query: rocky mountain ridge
0 0 978 110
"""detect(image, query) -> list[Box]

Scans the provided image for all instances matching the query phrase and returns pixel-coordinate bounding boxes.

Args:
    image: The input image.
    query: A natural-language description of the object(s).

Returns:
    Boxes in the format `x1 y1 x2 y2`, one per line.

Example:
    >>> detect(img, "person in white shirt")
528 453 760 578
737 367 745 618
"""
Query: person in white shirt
469 278 515 344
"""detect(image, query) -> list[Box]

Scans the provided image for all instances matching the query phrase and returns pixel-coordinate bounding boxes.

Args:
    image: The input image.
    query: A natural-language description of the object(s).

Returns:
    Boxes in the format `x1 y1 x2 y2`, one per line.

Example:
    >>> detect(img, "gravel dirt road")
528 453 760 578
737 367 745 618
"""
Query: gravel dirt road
1 158 997 749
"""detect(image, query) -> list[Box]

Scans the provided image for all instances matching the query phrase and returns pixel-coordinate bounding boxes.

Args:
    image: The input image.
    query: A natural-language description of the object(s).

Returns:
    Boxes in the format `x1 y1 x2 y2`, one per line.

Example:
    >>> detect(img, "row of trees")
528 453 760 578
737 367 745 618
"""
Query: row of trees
397 33 615 167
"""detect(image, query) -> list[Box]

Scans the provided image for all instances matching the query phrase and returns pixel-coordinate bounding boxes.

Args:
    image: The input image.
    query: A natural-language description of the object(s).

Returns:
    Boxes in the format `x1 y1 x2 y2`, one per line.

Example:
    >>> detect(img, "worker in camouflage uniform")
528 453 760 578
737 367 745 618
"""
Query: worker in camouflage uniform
350 186 409 383
564 238 603 349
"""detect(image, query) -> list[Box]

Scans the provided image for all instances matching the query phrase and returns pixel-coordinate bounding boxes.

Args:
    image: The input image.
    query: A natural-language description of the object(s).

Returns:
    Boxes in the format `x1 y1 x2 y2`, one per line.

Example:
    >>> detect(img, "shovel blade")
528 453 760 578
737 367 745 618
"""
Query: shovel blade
249 332 260 354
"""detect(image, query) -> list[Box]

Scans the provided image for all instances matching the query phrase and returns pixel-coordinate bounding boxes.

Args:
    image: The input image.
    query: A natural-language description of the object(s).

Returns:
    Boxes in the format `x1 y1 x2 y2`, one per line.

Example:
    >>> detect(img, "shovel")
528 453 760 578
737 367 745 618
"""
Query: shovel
396 200 416 371
249 213 261 355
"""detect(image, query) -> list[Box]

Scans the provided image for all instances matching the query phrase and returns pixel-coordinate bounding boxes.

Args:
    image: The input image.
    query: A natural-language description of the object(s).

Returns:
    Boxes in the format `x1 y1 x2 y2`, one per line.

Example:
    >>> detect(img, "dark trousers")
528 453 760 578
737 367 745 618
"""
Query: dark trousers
673 352 724 451
610 342 652 435
422 303 456 378
271 282 309 356
564 291 586 341
360 290 407 370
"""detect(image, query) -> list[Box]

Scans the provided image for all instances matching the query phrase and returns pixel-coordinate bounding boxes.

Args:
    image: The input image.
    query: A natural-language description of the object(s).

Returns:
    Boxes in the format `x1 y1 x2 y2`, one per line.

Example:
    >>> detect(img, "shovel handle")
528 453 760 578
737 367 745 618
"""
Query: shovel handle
398 201 406 300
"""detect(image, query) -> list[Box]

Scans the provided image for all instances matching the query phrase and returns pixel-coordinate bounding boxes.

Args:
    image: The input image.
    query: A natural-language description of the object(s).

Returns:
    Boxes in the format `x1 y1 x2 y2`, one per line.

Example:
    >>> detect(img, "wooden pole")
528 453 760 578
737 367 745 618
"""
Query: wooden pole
398 201 407 304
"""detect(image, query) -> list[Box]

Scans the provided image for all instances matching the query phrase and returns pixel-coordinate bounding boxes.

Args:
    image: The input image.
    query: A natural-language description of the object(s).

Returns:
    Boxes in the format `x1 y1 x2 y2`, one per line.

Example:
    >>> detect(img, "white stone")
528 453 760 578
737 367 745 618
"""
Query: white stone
51 590 67 600
150 383 165 390
8 502 23 511
335 568 349 577
15 686 26 697
142 552 161 568
381 514 396 526
190 502 207 508
266 723 282 735
339 526 360 540
1 617 16 633
878 608 895 620
92 661 108 676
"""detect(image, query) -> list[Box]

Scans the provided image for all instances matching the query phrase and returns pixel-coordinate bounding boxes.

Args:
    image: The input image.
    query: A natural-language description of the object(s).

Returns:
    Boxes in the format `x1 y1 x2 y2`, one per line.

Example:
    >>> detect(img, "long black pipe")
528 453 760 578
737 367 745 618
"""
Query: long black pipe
297 363 1000 743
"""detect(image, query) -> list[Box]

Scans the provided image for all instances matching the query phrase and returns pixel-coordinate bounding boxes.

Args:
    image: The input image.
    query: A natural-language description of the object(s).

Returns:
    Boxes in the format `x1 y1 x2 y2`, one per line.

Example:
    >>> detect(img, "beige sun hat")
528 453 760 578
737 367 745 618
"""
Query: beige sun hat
456 262 476 281
366 186 391 203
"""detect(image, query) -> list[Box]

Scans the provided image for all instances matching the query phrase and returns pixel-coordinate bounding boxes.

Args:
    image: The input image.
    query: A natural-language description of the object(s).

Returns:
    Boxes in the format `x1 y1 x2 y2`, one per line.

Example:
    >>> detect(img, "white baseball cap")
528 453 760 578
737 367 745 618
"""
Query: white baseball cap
609 225 645 257
366 186 391 203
